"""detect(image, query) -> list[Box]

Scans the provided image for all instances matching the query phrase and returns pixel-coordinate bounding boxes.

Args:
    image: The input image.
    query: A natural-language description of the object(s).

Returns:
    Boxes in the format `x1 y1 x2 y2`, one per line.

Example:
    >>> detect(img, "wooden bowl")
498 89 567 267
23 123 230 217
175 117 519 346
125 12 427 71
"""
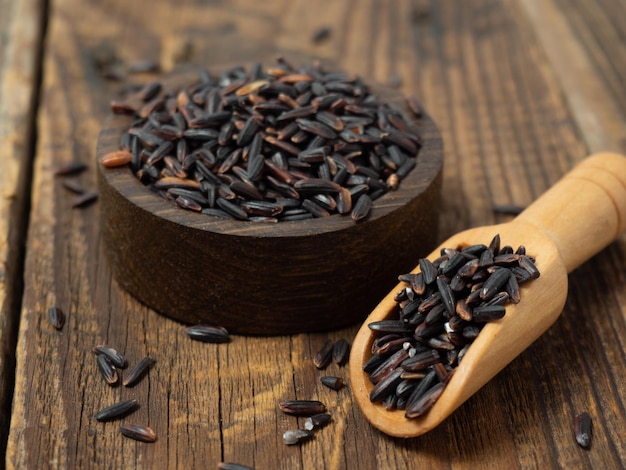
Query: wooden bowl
96 70 443 335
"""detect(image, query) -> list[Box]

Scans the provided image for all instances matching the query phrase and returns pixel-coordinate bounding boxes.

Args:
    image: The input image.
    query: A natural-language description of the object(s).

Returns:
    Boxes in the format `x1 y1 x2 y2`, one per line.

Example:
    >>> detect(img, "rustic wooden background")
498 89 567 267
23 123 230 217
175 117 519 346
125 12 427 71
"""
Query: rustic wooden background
1 0 625 468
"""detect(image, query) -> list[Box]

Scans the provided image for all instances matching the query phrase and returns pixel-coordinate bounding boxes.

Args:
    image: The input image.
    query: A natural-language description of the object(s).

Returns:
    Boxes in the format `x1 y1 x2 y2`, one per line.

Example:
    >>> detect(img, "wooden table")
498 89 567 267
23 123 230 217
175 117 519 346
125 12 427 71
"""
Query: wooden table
1 0 625 468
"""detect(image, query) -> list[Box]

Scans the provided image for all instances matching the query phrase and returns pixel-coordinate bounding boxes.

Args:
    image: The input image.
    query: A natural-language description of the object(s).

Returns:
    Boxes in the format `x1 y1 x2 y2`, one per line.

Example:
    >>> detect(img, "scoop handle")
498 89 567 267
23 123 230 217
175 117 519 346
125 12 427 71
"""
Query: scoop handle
515 152 626 273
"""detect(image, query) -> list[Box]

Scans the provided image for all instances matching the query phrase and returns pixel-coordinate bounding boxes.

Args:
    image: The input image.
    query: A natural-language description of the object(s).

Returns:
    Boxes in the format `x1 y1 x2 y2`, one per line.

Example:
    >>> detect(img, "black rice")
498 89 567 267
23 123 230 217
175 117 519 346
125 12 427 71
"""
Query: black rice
575 412 592 448
279 400 326 416
313 339 334 369
119 424 157 443
332 339 350 365
107 60 425 224
47 306 65 330
365 234 540 419
320 376 345 390
123 357 156 387
184 324 230 343
283 429 314 445
96 354 119 386
92 345 126 368
218 463 255 470
95 399 138 422
303 413 332 431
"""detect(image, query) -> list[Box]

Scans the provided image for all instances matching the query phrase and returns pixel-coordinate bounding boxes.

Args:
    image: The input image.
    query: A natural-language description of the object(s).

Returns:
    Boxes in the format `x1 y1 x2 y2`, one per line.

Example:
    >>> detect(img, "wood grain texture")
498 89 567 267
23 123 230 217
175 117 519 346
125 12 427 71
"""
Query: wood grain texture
0 0 44 464
520 0 626 154
4 0 626 468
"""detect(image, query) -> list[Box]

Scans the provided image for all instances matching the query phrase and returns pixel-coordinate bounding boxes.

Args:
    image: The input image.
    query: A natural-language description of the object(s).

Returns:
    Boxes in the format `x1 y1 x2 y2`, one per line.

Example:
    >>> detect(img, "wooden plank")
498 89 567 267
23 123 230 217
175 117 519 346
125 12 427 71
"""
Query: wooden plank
0 0 45 461
520 0 626 154
6 0 626 468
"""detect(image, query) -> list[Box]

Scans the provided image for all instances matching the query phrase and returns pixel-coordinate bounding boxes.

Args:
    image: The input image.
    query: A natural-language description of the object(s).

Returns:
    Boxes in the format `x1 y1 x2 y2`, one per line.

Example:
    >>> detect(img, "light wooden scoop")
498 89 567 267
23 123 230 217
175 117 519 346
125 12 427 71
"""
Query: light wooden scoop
349 152 626 438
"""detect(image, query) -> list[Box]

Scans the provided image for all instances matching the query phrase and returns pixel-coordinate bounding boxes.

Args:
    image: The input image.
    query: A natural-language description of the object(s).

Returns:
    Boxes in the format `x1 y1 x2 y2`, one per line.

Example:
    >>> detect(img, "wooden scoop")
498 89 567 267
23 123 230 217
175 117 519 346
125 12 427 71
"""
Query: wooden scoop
349 152 626 438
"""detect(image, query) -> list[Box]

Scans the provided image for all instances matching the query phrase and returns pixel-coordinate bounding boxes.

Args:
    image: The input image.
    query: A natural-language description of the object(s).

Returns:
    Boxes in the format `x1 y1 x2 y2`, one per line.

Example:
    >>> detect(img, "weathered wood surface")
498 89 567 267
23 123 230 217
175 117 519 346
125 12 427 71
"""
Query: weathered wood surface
0 0 44 462
520 0 626 155
2 0 626 468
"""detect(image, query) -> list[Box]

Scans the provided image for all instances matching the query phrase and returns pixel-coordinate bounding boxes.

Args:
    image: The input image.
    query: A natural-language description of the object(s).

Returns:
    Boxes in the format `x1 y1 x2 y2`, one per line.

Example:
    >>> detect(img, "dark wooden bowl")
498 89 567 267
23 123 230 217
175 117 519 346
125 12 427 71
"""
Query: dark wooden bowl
96 70 443 335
